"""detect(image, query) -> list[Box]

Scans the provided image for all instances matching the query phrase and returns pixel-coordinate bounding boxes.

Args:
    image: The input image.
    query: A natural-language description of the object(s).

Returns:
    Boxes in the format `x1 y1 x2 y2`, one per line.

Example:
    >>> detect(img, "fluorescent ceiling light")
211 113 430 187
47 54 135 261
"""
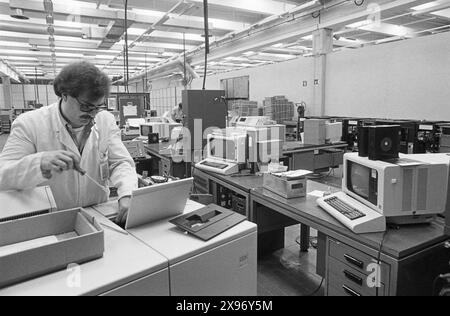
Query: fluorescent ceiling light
347 20 373 28
338 37 362 43
431 8 450 17
52 0 97 9
189 0 296 15
272 43 284 48
301 35 313 40
130 8 165 18
243 51 256 56
411 1 446 11
2 56 39 61
287 0 319 15
0 41 29 47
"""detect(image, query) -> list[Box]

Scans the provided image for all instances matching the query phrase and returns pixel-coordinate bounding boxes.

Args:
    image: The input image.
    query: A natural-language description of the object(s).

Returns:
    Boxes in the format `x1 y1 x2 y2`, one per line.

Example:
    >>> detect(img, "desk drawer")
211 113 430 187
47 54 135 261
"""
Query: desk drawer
327 257 386 296
328 238 390 283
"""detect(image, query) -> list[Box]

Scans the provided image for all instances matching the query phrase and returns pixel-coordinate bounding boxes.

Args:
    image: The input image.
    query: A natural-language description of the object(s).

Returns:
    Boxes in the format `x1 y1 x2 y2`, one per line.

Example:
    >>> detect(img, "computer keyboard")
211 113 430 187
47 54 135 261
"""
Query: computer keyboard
200 161 228 169
323 196 366 221
316 192 386 234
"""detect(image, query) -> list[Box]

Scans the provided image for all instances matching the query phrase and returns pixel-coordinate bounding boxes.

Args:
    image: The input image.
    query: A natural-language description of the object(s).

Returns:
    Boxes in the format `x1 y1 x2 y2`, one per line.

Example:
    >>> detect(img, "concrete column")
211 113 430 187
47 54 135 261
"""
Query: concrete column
1 76 12 110
312 28 333 117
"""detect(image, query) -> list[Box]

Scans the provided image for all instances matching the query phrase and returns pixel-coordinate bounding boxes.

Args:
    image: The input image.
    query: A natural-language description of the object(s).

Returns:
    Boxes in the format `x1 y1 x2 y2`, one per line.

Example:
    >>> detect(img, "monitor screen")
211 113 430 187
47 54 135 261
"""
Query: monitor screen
347 161 377 203
209 138 237 161
140 125 153 137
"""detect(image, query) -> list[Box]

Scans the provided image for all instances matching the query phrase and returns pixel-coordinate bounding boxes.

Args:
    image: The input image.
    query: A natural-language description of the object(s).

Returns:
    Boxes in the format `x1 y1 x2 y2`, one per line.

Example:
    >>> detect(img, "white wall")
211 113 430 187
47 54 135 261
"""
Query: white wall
326 31 450 121
125 31 450 121
190 57 314 111
0 84 137 109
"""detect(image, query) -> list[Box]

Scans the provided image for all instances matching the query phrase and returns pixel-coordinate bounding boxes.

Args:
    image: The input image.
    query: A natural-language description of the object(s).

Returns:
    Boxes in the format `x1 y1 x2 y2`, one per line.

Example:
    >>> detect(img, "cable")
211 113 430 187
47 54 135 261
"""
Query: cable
183 32 187 88
124 0 130 93
375 230 389 297
305 278 324 296
202 0 209 90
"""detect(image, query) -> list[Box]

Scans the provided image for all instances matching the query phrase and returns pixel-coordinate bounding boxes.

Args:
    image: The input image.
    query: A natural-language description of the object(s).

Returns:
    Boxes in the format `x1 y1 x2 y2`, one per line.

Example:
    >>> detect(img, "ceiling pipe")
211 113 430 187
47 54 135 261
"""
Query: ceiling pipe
126 0 322 82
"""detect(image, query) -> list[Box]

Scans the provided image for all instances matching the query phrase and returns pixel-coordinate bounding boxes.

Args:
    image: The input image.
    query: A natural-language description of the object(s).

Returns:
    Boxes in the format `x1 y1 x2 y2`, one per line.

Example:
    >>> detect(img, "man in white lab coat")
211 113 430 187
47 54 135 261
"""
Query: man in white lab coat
0 61 137 225
171 103 184 123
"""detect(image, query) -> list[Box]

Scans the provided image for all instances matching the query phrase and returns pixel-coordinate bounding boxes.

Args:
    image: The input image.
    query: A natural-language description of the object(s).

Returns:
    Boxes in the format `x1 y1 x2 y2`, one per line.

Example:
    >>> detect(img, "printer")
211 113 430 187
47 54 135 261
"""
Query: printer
0 186 58 223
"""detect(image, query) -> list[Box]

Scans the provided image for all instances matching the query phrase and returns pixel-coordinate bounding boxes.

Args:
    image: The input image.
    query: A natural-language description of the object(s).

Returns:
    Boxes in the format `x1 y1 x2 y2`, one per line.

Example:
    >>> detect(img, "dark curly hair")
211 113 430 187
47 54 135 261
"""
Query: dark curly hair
53 61 111 101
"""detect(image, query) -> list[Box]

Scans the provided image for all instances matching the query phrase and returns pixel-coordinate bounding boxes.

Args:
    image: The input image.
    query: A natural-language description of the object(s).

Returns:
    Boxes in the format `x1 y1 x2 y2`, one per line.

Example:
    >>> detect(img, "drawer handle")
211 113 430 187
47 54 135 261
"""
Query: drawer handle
343 270 363 286
344 254 364 269
343 285 362 297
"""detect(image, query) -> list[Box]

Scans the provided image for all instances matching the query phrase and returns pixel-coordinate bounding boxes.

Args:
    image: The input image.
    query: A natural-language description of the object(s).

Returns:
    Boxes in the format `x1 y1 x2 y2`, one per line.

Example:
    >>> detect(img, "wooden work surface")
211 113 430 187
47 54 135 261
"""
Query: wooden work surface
251 181 449 259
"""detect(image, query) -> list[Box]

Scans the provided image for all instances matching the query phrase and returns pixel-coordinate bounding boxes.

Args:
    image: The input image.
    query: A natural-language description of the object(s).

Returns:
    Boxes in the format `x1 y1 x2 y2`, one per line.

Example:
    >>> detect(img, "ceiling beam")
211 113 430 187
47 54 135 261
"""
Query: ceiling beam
9 0 226 34
186 0 432 66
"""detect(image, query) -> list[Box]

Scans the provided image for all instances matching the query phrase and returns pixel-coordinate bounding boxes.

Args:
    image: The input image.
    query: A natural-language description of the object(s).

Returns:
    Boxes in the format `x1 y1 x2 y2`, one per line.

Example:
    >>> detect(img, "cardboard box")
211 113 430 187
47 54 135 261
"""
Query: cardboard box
263 172 308 199
0 209 104 289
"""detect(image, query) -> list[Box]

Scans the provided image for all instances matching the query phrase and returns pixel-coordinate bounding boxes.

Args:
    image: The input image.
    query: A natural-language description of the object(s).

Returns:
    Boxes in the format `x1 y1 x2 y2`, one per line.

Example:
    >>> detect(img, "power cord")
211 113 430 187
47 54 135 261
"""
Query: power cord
376 230 389 296
305 278 324 296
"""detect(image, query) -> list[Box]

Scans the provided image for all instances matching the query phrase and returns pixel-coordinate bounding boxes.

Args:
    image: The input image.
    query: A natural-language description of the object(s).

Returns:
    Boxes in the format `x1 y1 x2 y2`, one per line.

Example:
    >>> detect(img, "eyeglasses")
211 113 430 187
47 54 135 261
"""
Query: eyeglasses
75 97 107 113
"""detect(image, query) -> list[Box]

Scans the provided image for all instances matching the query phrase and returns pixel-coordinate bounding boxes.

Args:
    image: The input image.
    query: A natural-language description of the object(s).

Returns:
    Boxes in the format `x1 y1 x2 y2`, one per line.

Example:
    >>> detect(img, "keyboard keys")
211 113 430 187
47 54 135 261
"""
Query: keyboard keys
324 196 366 221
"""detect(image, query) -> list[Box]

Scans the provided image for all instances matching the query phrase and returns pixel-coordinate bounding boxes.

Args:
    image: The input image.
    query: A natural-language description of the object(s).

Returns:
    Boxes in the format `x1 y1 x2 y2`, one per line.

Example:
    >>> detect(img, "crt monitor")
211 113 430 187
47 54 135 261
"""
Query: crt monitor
206 133 247 163
343 153 449 224
140 124 153 137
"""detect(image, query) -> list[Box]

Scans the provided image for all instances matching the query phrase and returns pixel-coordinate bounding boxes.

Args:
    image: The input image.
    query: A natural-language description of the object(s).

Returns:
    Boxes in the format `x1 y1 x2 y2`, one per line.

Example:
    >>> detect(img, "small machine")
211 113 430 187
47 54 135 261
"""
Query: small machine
169 204 247 241
232 116 276 127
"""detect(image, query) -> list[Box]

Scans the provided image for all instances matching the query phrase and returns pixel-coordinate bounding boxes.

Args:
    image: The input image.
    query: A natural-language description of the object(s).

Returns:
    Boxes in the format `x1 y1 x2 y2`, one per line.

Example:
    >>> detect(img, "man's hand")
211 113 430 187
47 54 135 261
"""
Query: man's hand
40 150 81 179
116 196 131 227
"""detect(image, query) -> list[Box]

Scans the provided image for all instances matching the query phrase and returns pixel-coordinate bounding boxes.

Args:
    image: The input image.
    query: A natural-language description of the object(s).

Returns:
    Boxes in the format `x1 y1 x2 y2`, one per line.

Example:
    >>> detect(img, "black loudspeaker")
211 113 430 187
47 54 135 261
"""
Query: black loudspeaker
358 126 370 157
368 125 401 161
148 133 159 144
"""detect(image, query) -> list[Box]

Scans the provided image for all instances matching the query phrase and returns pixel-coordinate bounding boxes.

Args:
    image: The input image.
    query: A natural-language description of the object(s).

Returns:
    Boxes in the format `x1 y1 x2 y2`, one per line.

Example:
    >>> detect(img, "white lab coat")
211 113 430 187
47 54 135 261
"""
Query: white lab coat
0 102 138 211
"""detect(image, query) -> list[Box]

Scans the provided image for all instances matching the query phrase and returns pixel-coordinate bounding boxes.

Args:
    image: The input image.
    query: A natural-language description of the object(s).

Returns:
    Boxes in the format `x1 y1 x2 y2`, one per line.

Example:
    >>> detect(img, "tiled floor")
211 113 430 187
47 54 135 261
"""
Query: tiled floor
257 225 324 296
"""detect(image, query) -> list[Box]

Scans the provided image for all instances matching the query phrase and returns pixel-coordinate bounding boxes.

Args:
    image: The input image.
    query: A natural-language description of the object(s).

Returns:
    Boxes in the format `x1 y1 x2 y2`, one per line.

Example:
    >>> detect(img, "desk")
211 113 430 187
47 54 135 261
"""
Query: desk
144 142 191 178
129 200 258 296
193 168 314 253
0 208 169 296
192 168 263 218
250 182 450 296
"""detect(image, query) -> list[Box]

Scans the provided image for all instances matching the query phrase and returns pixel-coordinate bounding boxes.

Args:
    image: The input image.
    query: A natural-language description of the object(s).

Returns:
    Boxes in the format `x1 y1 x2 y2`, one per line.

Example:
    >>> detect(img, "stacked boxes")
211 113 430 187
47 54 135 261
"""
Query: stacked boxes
263 96 295 124
0 114 11 134
228 100 259 116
